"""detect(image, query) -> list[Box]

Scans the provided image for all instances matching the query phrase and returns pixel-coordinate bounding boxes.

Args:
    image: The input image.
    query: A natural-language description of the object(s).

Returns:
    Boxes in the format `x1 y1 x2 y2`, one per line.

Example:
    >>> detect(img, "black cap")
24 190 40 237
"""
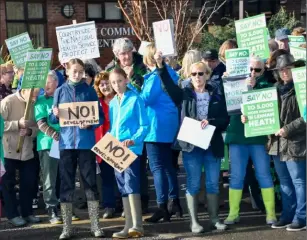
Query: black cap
202 49 218 60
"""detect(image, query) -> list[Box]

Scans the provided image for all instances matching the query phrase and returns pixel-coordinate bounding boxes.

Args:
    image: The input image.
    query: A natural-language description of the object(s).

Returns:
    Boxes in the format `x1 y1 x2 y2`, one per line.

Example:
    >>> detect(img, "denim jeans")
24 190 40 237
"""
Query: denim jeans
114 157 141 197
99 160 116 208
273 156 306 225
183 147 221 195
229 144 273 189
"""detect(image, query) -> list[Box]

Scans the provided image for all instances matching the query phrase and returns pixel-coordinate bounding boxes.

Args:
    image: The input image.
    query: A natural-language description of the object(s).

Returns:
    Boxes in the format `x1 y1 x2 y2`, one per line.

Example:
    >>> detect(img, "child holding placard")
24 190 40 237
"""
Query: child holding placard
108 67 149 238
50 58 105 239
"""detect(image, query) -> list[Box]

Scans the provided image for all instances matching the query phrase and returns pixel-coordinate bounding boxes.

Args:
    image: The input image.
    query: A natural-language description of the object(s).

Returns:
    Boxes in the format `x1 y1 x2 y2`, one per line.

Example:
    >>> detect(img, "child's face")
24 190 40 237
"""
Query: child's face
109 73 127 95
66 63 84 83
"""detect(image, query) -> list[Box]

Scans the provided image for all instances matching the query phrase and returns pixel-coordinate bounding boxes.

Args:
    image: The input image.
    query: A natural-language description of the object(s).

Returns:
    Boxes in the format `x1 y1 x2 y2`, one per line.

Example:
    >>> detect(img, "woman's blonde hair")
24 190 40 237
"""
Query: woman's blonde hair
190 62 211 79
94 71 110 98
143 43 156 66
219 39 238 63
180 50 202 79
292 27 305 36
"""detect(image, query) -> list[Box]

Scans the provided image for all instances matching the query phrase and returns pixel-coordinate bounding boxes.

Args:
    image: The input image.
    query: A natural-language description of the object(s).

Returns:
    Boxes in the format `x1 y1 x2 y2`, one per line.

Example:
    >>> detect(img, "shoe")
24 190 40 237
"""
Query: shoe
48 207 63 224
24 215 41 224
271 220 291 229
102 208 115 219
145 203 170 223
286 222 306 232
168 198 183 218
128 194 144 238
121 210 125 218
261 188 277 225
207 194 227 231
9 217 27 227
59 203 73 240
88 201 105 237
186 194 204 233
224 189 242 225
112 197 132 238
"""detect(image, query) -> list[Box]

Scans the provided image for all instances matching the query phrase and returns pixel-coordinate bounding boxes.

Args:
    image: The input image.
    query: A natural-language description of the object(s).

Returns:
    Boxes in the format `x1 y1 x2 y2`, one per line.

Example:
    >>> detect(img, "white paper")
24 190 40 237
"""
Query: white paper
0 161 6 178
49 140 60 159
138 41 151 55
177 117 216 150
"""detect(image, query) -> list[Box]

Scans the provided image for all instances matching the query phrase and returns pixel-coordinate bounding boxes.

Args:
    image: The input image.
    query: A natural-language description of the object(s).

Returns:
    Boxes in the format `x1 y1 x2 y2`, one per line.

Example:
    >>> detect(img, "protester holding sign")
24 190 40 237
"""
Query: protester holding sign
108 67 149 238
174 62 229 232
50 58 105 239
266 53 306 231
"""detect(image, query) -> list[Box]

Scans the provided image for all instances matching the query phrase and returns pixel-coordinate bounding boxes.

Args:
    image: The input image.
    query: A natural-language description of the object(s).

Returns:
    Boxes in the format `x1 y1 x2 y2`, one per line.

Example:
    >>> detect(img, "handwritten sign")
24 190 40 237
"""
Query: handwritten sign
92 133 137 173
225 48 250 76
21 48 52 89
59 101 99 127
288 35 306 47
56 21 100 63
290 46 306 61
5 32 33 68
235 14 270 59
292 67 306 117
153 19 177 57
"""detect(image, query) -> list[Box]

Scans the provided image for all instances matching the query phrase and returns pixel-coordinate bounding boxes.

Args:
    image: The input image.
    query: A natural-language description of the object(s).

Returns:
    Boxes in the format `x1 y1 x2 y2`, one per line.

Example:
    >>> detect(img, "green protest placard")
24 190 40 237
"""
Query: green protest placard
290 46 306 61
288 36 306 47
5 32 33 68
225 48 250 77
235 14 270 59
21 48 52 89
292 67 306 117
243 87 280 137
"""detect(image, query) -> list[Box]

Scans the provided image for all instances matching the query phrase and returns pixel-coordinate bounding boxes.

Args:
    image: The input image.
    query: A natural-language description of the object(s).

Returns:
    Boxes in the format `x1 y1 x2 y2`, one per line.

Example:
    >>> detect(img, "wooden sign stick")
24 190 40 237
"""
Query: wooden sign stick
16 88 34 153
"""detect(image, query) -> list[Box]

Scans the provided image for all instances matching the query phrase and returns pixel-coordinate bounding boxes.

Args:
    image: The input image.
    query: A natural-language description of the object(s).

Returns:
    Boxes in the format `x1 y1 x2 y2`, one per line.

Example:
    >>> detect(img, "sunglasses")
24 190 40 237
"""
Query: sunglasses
191 72 204 76
250 67 262 73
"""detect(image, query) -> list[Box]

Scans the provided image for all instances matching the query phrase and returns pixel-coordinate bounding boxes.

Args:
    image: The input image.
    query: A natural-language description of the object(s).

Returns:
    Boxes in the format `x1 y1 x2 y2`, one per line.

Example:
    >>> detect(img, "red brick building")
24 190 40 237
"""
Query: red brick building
0 0 305 68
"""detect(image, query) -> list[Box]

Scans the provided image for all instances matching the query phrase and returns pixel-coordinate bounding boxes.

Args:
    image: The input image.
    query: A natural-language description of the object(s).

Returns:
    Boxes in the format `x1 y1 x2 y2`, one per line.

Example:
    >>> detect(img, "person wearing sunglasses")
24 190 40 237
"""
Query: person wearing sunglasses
0 63 14 101
246 56 267 89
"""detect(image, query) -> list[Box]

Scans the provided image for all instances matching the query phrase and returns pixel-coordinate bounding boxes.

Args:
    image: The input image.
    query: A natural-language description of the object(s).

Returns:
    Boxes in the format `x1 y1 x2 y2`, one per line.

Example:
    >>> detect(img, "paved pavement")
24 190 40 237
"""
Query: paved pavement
0 166 305 240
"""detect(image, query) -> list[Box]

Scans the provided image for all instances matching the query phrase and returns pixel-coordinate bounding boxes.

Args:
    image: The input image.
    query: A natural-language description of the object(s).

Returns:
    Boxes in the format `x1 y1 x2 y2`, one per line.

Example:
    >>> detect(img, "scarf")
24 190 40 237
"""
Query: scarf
277 81 294 96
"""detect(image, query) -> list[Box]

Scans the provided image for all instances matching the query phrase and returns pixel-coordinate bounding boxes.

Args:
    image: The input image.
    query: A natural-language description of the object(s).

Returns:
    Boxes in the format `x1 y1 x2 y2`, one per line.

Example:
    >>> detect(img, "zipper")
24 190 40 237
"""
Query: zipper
73 86 76 149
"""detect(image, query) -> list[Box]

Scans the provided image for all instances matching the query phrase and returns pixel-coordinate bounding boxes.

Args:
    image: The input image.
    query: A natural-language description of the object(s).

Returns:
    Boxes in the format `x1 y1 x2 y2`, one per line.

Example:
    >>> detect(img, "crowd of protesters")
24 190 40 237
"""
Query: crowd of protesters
0 26 306 240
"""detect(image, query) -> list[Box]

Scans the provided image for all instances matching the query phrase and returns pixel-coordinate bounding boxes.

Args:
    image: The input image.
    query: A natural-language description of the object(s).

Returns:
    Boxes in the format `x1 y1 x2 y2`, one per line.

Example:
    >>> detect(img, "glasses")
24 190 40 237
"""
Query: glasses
191 72 204 76
250 67 262 73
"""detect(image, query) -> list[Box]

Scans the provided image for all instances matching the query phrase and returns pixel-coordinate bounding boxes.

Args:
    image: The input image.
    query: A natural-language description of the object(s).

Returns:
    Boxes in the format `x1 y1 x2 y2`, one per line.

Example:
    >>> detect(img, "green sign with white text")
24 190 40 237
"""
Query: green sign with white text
225 48 250 77
292 67 306 117
290 46 306 61
288 36 306 47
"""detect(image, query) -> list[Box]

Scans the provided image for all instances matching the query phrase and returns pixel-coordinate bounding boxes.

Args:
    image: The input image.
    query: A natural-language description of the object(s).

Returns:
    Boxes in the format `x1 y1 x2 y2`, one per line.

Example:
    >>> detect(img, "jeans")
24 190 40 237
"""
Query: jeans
183 147 221 195
146 142 179 204
59 150 99 203
99 160 116 208
39 150 59 208
114 157 141 197
229 144 273 189
2 158 38 219
140 146 149 198
273 156 306 225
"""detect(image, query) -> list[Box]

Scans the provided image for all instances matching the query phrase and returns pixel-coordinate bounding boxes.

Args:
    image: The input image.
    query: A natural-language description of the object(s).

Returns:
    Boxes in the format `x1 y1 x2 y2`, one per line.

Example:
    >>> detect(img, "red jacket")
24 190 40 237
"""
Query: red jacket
95 98 110 163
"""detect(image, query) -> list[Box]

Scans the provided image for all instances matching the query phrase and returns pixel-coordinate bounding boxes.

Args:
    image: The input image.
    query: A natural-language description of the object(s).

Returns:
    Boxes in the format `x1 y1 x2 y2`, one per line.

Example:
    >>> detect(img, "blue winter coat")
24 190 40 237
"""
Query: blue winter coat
140 66 179 143
49 81 104 150
109 89 149 155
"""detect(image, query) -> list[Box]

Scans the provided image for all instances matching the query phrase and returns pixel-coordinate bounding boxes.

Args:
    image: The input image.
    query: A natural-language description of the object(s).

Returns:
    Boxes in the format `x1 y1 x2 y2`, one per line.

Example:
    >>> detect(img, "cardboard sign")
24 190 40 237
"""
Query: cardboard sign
92 133 138 173
292 67 306 117
21 48 52 89
59 101 99 127
288 35 306 47
290 46 306 61
56 21 100 63
235 14 270 59
242 87 280 137
153 19 177 57
223 76 249 115
5 32 33 68
225 48 250 77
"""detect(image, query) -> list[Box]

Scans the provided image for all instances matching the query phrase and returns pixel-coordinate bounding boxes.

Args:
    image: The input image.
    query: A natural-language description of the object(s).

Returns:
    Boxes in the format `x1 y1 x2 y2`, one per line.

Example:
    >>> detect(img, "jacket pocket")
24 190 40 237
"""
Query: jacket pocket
287 140 306 158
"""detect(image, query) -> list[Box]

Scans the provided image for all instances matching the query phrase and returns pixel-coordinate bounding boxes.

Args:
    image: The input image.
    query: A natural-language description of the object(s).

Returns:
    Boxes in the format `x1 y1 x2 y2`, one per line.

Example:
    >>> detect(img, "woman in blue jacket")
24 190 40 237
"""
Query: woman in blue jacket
50 58 105 240
108 67 149 238
141 44 182 223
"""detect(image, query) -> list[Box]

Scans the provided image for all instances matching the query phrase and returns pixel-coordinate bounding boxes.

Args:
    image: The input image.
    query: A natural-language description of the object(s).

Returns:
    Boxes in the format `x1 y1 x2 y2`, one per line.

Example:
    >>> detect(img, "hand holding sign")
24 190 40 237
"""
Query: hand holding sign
275 128 286 137
200 119 209 129
53 107 59 118
154 51 163 68
122 139 135 147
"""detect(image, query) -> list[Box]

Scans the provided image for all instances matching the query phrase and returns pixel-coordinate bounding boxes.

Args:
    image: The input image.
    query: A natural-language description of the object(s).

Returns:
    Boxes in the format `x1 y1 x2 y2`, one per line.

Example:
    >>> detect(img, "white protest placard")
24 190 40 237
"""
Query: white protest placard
177 117 216 150
225 48 250 77
290 46 306 61
59 101 99 127
138 41 151 56
153 19 177 57
288 35 306 47
56 21 100 63
92 133 138 173
49 140 60 159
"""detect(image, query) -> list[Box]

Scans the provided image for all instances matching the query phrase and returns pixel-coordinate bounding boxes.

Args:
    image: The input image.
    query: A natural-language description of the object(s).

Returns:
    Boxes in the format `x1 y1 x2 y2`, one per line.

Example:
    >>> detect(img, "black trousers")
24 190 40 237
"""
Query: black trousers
59 149 99 203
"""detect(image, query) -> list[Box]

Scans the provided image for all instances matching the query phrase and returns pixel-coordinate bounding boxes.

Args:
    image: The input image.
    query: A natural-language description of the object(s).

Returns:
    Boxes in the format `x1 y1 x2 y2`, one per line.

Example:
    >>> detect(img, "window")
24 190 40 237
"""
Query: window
5 1 47 47
87 1 123 22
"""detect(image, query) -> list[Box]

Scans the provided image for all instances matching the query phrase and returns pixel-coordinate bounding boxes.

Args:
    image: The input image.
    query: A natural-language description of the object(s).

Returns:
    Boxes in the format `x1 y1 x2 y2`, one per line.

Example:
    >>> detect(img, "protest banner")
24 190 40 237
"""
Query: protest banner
21 48 52 89
5 32 33 68
153 19 177 57
223 75 249 115
235 14 270 59
225 48 250 77
242 87 280 137
59 101 99 127
56 21 100 63
288 35 306 47
292 67 306 117
290 46 306 61
92 133 137 173
138 41 151 56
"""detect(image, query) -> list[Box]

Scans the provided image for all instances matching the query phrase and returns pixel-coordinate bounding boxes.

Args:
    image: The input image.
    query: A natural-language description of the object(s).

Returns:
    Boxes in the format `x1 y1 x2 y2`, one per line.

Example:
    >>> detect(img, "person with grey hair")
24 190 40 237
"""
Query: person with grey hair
34 71 62 225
